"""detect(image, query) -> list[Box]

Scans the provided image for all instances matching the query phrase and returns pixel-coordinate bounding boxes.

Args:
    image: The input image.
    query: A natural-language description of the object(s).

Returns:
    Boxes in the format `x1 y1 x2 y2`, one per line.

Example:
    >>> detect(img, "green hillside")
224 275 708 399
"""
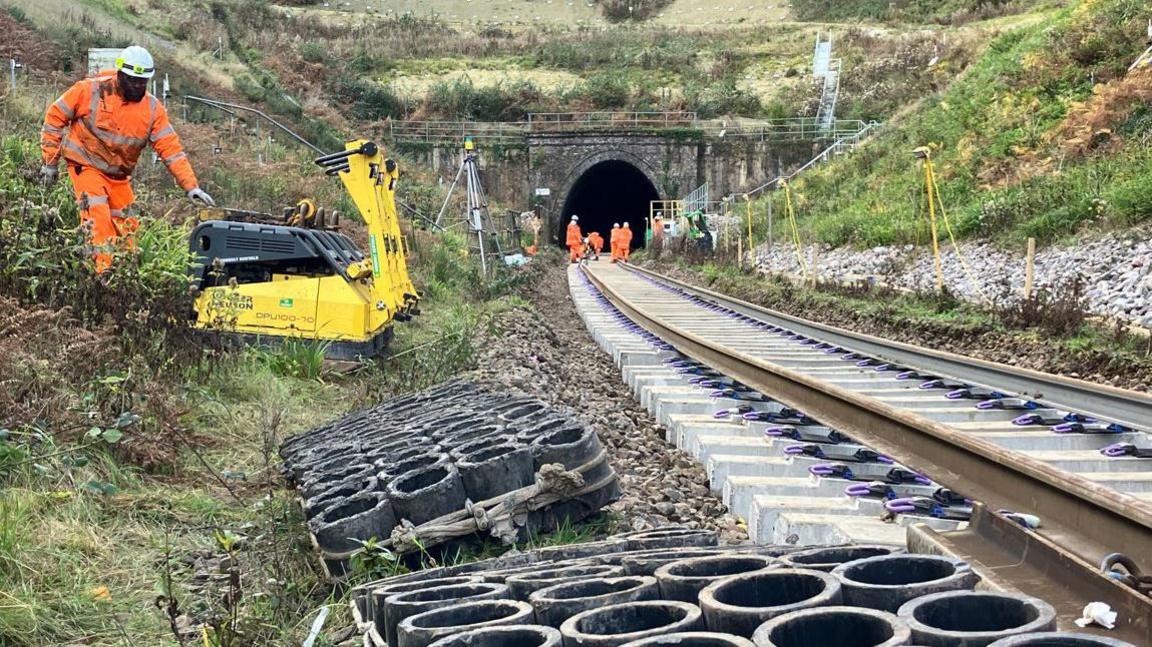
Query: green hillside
756 0 1152 247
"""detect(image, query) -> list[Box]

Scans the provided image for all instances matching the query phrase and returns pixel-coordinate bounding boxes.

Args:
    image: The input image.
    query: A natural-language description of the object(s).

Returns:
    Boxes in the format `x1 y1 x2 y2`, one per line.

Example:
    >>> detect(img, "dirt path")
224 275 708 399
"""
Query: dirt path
467 255 747 541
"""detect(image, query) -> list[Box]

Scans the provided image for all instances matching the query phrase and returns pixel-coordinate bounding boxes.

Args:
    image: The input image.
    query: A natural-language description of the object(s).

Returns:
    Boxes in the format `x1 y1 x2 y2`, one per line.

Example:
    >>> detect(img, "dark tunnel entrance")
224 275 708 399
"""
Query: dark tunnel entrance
558 160 659 249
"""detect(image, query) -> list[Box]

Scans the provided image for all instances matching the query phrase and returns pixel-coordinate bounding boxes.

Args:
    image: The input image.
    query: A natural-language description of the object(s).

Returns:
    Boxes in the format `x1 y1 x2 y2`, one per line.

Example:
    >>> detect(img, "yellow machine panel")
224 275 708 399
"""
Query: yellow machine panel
189 140 420 360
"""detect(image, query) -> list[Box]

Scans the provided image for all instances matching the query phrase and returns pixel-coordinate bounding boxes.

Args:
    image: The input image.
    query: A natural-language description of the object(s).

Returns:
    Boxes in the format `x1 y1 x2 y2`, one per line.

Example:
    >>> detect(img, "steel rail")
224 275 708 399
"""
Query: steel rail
581 264 1152 640
623 264 1152 430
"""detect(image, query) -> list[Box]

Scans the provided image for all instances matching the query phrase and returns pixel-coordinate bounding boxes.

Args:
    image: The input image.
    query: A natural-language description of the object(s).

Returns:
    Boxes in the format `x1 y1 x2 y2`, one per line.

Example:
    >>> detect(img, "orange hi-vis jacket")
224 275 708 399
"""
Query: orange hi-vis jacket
619 226 633 248
41 71 198 191
566 222 583 247
588 232 603 252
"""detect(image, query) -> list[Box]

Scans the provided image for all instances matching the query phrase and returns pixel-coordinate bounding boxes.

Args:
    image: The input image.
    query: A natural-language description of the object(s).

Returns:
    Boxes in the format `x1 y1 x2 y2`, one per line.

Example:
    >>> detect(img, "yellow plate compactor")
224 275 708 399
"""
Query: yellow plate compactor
190 140 420 360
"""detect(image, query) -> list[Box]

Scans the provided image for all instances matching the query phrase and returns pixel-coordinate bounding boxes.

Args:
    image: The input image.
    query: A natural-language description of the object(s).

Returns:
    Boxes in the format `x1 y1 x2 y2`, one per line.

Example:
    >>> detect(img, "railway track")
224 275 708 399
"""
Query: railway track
575 261 1152 643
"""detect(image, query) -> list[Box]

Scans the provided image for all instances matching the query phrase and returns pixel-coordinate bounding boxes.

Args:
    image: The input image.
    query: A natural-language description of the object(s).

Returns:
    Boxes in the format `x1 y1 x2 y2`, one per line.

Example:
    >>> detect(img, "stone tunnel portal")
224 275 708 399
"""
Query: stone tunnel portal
558 159 659 249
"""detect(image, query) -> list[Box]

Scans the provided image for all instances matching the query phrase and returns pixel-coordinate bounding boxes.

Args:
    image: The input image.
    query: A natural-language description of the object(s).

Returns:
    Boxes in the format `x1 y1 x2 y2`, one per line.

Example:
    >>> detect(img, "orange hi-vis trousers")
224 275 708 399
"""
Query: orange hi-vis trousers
69 165 139 273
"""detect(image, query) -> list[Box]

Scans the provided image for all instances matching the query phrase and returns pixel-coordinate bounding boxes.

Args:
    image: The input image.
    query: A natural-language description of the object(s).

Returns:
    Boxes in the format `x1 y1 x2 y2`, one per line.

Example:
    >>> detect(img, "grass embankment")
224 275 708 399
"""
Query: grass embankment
667 261 1152 390
0 57 537 647
0 165 515 646
749 0 1152 248
54 0 988 126
791 0 1048 24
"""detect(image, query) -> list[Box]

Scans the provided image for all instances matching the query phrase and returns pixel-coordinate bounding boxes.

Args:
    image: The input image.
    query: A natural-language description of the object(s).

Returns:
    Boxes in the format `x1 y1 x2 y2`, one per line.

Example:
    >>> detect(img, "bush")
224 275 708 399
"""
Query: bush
597 0 674 22
581 72 631 110
4 6 31 24
332 77 411 120
997 280 1087 336
424 77 543 121
298 41 327 64
682 79 762 118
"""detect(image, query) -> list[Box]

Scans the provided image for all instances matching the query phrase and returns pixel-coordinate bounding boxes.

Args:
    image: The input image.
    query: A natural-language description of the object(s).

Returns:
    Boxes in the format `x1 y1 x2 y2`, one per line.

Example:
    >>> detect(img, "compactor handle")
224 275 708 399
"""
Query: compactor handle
315 141 377 166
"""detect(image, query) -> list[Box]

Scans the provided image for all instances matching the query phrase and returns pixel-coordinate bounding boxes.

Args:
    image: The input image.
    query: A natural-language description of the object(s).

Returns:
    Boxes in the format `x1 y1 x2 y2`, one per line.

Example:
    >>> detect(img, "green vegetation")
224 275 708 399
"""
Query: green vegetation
749 0 1152 247
791 0 1040 24
0 60 534 646
596 0 675 22
6 0 1152 641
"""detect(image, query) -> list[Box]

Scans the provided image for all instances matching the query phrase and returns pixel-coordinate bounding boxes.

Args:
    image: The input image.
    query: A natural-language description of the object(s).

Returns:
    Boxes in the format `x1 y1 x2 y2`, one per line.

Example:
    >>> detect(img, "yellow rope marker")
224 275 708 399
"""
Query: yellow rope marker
745 193 753 258
929 163 991 305
915 146 944 293
782 181 808 281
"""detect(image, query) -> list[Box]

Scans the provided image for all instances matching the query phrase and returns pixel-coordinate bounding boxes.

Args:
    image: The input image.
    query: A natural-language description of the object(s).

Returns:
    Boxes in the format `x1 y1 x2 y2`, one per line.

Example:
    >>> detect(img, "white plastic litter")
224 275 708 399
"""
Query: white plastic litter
1000 511 1042 529
1074 601 1117 629
503 254 529 266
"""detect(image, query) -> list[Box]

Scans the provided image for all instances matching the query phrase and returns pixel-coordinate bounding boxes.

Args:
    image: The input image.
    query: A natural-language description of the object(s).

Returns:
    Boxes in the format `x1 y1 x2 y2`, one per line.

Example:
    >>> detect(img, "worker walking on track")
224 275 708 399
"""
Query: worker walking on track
619 221 633 262
40 45 215 273
588 231 604 260
609 223 621 262
566 215 583 263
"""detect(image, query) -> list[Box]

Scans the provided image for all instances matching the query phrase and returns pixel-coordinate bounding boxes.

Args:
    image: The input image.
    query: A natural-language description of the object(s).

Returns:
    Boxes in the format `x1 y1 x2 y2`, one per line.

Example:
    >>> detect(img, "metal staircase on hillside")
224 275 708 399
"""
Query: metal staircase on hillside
740 120 881 202
813 33 841 131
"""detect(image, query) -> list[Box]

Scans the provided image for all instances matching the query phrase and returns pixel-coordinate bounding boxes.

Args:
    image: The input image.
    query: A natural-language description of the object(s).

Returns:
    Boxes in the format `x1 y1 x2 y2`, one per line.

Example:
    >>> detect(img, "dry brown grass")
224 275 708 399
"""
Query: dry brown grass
1057 66 1152 157
989 66 1152 187
0 12 62 70
0 298 116 430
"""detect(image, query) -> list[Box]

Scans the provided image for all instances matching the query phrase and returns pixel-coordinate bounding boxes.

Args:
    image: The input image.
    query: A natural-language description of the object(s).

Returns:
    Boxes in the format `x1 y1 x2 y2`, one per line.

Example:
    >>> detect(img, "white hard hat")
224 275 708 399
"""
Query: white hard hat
117 46 155 79
613 223 620 227
622 221 630 227
583 237 589 242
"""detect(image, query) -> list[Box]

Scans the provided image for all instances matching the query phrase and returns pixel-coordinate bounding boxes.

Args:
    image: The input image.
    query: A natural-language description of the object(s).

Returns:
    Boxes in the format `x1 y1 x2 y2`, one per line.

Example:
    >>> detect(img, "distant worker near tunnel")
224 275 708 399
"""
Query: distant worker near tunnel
609 223 621 263
566 215 584 263
619 221 633 262
40 45 215 273
588 231 604 260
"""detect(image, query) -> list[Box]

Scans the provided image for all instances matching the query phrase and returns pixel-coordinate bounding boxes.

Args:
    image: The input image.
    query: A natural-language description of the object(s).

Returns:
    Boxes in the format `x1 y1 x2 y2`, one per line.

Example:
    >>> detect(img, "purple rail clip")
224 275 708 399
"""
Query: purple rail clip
885 498 919 514
808 463 837 477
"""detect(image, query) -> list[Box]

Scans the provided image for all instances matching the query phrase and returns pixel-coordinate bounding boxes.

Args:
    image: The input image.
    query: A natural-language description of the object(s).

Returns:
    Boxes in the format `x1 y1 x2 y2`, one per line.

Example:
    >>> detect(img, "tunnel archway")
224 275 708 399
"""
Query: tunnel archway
557 159 659 249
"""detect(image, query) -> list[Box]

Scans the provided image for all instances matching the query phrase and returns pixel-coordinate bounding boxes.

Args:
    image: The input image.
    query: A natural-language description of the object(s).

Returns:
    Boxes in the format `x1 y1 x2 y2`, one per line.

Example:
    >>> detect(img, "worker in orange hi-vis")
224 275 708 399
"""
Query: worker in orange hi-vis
587 231 604 260
565 215 583 263
40 45 214 273
620 221 633 262
609 223 621 262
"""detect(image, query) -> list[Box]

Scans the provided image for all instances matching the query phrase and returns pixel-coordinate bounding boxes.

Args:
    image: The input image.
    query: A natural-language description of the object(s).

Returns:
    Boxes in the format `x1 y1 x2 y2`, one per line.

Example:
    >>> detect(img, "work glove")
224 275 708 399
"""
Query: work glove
187 187 216 207
39 164 58 187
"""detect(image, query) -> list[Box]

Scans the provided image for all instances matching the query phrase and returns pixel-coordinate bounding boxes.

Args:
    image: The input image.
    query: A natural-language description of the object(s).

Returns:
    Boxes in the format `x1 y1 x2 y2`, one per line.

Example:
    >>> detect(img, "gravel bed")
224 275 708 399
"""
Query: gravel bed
752 228 1152 327
466 258 747 541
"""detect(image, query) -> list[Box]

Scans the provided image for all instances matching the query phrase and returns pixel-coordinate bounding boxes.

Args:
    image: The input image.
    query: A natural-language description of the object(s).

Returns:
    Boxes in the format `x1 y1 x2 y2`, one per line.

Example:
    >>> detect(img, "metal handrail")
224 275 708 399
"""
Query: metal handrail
742 120 881 200
528 111 697 129
183 95 324 154
384 115 876 144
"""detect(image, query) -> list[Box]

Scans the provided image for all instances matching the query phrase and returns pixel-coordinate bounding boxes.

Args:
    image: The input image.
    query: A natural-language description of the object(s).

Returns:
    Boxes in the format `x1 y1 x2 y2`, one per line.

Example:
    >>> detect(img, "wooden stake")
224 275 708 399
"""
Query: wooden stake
1024 237 1036 300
